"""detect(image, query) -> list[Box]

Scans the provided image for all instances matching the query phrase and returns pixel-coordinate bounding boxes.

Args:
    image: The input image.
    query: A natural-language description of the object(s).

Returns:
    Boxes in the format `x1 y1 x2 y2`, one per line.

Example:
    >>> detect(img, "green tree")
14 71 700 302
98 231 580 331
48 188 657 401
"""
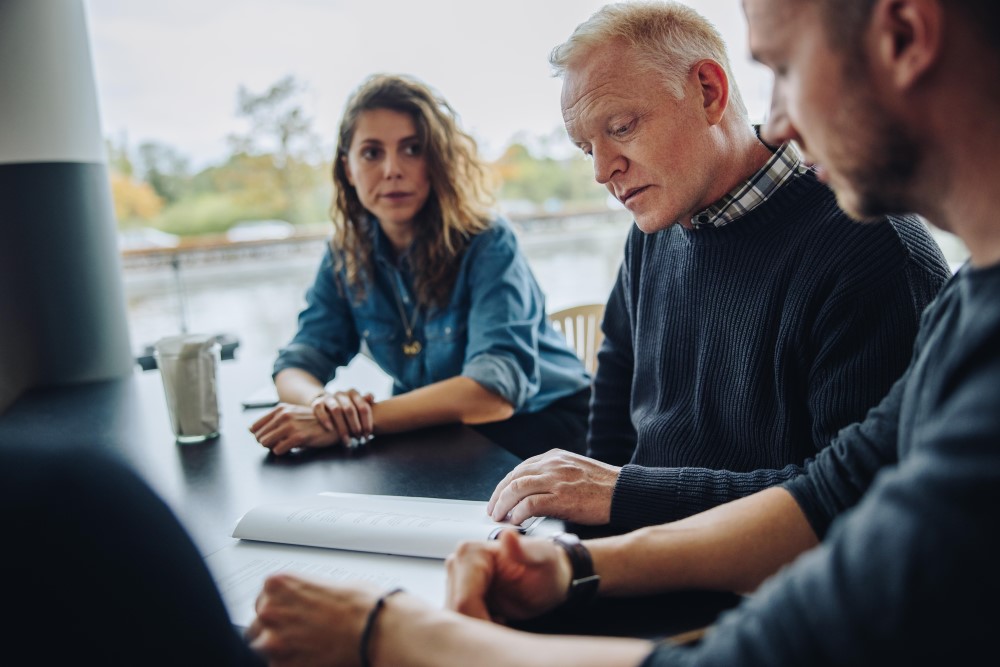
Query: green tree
135 141 191 205
226 75 324 224
105 135 134 178
493 138 605 209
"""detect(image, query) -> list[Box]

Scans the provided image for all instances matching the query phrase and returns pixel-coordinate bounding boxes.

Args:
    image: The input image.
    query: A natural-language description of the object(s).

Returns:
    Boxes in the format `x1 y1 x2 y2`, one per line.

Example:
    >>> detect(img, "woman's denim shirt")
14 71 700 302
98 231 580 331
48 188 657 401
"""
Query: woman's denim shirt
274 217 590 414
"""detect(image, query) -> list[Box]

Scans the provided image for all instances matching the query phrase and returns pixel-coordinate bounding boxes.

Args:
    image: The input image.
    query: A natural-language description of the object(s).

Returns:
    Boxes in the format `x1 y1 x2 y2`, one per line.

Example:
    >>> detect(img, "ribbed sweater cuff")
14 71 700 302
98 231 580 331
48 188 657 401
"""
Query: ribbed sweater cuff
612 464 791 529
611 465 705 529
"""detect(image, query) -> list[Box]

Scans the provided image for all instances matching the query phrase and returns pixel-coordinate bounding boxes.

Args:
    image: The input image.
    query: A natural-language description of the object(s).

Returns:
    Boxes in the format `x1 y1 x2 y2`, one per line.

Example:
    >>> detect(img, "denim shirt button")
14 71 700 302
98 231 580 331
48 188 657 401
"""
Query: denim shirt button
362 330 370 338
445 327 452 334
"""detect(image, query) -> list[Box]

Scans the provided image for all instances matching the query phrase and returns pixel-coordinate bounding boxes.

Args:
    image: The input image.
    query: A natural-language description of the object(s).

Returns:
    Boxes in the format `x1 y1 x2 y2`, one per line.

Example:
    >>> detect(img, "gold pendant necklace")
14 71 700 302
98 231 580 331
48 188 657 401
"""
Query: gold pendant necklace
390 275 422 357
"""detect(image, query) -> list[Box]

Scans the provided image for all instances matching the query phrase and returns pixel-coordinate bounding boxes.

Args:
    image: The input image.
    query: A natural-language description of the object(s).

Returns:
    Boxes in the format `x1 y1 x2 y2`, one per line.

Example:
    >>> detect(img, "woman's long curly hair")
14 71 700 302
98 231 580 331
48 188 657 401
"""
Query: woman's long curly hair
330 74 495 309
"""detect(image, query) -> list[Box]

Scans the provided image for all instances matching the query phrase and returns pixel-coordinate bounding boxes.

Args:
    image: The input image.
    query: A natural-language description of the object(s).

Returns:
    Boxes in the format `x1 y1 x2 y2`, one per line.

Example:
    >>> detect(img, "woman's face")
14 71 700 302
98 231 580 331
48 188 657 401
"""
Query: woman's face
343 108 432 233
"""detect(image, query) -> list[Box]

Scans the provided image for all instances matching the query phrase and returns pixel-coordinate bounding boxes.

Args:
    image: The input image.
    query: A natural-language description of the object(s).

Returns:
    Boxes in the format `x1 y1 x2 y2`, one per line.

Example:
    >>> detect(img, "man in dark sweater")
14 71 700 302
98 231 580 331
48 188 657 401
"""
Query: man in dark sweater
485 1 950 530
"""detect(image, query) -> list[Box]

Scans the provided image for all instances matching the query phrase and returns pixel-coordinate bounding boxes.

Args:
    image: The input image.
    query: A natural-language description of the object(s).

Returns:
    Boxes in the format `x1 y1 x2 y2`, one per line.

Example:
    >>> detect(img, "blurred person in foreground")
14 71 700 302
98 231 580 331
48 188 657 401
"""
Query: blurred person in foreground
4 446 262 666
487 0 947 530
251 74 591 460
248 0 1000 664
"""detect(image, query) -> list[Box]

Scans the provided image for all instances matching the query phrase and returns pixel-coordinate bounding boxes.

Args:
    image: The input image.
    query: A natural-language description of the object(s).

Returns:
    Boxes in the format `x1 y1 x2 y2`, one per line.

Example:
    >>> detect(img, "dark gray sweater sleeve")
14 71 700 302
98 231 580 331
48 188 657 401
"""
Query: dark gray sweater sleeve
782 369 904 538
638 280 1000 666
639 381 1000 665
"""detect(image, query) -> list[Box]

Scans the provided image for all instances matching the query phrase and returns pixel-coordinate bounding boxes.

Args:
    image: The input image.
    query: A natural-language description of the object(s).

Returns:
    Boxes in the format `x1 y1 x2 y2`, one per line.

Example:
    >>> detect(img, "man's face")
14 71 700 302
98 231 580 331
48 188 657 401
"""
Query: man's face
744 0 919 220
561 40 719 233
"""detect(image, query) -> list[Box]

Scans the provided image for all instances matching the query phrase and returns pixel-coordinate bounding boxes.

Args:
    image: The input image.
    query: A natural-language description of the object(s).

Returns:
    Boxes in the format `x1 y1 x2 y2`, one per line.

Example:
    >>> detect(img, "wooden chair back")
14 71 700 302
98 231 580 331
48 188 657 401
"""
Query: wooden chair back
549 303 605 375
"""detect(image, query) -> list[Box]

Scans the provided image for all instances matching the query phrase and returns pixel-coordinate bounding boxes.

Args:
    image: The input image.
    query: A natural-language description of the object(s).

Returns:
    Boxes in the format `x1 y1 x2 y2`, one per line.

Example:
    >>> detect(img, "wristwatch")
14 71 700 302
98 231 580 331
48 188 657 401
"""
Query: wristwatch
551 532 600 606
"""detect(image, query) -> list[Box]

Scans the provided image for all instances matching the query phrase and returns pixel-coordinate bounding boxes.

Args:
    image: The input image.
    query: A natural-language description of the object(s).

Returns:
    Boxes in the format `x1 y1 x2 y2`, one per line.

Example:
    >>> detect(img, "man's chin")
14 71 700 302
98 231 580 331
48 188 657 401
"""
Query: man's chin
633 214 680 234
832 186 901 224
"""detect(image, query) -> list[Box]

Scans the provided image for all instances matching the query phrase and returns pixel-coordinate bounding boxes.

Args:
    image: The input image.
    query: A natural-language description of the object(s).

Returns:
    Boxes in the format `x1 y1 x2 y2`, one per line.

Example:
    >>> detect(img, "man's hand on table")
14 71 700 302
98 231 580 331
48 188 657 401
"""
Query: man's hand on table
488 449 621 526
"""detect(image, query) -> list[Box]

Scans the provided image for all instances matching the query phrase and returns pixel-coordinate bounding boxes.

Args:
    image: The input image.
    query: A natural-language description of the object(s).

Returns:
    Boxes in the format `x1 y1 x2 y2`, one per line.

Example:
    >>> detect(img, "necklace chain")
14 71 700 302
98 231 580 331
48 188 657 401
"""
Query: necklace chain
389 275 422 357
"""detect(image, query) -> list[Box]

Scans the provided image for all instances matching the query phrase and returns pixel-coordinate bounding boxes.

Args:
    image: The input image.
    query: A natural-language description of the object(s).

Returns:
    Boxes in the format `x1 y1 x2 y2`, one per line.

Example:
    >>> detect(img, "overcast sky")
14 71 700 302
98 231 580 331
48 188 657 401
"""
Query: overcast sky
83 0 773 169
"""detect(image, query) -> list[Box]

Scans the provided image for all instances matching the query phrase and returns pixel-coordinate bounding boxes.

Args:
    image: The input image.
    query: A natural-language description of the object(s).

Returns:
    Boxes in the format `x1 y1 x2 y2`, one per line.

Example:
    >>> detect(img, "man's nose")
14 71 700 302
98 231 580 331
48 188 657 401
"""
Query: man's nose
761 88 797 147
593 145 625 185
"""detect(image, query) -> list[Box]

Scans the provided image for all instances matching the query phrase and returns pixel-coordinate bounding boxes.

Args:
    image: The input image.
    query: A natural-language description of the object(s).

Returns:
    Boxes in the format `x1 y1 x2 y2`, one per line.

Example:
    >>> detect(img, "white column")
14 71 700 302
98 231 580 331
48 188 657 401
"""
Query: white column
0 0 133 411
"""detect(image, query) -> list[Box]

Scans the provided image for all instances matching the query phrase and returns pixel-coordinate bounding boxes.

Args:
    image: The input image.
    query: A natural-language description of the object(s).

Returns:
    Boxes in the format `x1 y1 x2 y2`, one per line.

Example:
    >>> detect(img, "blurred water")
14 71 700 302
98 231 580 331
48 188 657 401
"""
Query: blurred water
123 216 969 365
123 220 633 363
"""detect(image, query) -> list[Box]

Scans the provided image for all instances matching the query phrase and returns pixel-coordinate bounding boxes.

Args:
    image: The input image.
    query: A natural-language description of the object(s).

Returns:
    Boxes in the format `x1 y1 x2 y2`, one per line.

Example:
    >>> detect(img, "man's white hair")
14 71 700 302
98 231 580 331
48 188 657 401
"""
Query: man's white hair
550 0 748 121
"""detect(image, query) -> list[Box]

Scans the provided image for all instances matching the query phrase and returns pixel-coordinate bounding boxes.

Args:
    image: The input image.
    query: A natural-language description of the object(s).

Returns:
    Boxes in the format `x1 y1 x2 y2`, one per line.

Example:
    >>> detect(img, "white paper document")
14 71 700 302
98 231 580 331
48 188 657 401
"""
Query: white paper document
208 492 546 628
231 492 539 559
206 541 446 629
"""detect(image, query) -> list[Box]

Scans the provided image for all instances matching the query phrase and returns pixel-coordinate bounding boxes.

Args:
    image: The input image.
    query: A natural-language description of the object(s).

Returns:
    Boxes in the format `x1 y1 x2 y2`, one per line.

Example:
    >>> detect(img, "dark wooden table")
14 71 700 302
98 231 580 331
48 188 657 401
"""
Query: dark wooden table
0 355 521 557
0 354 740 639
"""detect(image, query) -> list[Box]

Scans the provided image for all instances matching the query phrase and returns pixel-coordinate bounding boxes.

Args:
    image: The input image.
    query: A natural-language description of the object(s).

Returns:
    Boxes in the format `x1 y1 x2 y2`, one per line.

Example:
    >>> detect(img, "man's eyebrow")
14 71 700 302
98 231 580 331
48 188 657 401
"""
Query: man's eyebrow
569 132 591 150
562 121 581 145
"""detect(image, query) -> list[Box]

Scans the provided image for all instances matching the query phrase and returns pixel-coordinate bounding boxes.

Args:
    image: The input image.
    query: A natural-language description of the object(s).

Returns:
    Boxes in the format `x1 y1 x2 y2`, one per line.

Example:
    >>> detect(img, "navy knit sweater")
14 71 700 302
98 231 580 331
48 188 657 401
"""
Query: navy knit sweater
641 259 1000 667
590 171 951 528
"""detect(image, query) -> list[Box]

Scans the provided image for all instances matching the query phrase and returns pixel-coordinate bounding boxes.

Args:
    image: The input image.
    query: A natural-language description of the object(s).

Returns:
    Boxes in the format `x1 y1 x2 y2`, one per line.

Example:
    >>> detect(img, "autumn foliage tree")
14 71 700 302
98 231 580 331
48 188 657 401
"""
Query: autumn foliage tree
109 172 164 224
105 137 164 225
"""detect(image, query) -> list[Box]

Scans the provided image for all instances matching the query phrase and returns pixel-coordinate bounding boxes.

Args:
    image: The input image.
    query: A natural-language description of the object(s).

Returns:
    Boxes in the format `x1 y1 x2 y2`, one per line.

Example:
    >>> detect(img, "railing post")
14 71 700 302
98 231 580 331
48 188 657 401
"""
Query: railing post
170 253 190 334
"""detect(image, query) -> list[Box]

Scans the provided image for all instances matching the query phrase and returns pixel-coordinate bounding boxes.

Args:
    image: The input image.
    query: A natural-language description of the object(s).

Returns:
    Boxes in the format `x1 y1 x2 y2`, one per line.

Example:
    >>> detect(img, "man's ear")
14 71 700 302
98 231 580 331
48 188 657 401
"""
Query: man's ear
695 59 730 126
872 0 941 90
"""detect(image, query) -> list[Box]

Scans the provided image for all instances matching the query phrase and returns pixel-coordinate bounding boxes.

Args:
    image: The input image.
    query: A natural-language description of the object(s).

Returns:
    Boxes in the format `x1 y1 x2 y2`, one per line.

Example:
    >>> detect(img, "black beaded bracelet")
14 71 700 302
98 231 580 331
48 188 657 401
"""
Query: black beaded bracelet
359 587 404 667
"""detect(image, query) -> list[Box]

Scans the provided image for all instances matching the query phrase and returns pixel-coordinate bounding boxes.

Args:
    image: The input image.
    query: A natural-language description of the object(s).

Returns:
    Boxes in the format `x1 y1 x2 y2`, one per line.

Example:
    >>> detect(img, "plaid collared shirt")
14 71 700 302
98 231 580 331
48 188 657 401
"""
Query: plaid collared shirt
690 139 812 229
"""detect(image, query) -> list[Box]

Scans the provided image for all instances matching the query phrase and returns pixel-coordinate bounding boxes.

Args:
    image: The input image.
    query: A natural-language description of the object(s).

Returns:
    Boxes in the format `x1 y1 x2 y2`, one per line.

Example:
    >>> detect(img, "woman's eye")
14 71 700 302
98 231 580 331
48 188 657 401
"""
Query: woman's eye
360 147 380 160
404 143 423 157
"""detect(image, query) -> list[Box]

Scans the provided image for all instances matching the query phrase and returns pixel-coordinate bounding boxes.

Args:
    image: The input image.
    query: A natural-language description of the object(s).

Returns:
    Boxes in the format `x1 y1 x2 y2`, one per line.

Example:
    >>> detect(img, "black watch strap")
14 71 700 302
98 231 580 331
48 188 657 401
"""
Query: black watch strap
552 532 600 606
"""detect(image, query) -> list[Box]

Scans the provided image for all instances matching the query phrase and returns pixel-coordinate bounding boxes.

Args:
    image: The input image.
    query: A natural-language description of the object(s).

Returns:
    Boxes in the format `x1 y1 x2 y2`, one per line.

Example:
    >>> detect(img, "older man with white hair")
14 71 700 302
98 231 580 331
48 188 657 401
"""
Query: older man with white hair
486 0 947 531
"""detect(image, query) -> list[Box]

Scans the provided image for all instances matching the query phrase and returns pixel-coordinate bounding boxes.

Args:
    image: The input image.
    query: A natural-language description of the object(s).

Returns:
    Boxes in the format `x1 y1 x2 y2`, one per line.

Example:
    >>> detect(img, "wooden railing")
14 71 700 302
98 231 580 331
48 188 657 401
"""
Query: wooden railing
120 207 632 271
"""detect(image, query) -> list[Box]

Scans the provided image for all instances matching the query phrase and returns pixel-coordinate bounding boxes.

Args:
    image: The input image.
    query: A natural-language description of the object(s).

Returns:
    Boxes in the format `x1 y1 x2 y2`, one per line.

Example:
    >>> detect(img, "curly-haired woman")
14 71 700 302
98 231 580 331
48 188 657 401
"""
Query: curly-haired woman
251 74 591 459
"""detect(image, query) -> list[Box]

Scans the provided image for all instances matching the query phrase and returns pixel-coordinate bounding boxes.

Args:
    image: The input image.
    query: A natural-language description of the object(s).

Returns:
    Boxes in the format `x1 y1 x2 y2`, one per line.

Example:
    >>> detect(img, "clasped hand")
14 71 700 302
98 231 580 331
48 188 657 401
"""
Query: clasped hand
488 449 622 525
248 573 379 666
250 389 375 455
446 529 572 623
248 531 573 665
